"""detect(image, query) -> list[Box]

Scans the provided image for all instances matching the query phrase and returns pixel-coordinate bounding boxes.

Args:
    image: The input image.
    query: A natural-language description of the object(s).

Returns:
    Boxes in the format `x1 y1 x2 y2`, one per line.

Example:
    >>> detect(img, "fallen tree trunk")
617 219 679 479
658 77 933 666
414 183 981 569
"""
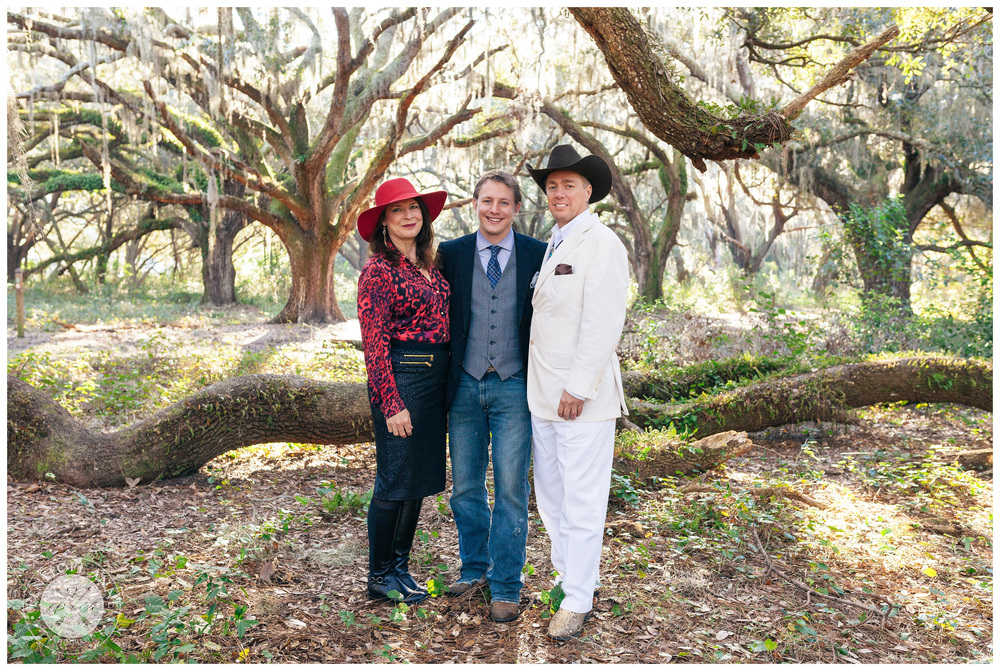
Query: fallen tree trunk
615 430 756 479
7 356 990 488
8 374 373 488
953 449 993 472
628 356 991 438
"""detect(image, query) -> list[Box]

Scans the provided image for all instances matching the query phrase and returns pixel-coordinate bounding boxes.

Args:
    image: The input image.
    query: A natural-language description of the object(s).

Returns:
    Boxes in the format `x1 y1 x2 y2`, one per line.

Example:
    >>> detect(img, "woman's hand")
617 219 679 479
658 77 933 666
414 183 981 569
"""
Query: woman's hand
386 409 413 438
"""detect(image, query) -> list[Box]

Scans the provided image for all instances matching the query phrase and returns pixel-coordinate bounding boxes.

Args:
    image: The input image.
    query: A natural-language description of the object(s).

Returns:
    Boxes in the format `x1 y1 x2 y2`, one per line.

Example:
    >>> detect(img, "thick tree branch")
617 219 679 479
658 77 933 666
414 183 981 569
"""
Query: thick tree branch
141 82 307 221
24 218 179 278
569 8 898 171
627 356 992 438
937 201 990 273
780 25 900 119
8 374 374 488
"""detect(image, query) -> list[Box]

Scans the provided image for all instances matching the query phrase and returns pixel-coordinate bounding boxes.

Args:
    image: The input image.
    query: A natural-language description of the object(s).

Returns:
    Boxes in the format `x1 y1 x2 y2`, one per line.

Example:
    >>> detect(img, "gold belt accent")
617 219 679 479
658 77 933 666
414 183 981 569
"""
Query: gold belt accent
399 353 434 367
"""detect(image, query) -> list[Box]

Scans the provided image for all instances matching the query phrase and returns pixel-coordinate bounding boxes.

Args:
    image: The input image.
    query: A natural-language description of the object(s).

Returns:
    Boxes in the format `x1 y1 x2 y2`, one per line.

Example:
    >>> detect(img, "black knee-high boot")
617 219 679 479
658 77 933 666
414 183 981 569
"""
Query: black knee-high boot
367 500 409 602
393 499 428 602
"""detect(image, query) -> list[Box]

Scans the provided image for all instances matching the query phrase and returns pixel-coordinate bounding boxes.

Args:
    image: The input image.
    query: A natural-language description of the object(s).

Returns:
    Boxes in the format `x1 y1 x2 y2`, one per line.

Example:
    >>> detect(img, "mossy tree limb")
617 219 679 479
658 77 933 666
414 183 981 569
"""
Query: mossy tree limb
7 374 373 488
628 356 991 438
616 431 756 480
8 356 990 488
568 8 897 172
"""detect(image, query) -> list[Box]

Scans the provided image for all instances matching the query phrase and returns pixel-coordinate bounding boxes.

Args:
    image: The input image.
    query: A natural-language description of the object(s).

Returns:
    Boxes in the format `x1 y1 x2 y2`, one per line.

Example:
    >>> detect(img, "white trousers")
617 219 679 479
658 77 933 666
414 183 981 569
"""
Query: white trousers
530 414 616 614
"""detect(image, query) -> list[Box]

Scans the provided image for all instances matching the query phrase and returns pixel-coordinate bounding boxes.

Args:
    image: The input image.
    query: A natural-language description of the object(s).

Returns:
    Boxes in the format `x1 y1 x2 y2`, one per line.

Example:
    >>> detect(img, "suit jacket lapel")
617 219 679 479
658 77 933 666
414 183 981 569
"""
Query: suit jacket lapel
457 235 477 333
535 213 598 294
513 234 532 321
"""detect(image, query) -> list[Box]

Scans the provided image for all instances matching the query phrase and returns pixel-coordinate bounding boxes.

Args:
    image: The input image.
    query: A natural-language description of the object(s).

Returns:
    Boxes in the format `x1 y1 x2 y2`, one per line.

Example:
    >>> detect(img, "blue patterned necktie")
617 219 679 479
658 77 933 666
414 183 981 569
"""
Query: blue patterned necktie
487 245 502 289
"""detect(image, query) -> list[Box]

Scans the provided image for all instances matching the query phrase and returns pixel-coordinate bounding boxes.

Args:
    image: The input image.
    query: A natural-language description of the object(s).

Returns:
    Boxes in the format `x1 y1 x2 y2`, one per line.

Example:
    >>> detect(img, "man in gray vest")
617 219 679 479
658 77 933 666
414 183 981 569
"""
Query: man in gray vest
438 170 548 623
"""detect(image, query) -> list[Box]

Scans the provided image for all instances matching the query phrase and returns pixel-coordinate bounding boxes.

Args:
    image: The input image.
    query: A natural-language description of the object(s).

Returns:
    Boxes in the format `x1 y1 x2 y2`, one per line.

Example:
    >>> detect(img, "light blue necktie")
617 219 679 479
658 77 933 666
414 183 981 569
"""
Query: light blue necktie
487 245 502 289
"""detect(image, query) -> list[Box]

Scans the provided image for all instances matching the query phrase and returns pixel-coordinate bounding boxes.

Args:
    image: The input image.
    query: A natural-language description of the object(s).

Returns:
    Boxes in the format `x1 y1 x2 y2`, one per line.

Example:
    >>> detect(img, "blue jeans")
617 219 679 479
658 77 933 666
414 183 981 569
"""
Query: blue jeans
448 369 532 603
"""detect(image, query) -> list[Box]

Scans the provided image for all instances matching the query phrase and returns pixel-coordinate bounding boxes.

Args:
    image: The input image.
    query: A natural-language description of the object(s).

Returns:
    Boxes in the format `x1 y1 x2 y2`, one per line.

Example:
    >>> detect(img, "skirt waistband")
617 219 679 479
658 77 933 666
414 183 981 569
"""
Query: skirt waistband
390 339 449 353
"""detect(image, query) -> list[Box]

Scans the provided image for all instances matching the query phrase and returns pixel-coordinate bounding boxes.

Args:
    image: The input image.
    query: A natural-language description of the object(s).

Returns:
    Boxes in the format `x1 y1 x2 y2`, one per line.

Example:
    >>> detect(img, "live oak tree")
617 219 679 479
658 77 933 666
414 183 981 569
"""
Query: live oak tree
568 7 899 171
740 8 992 312
567 7 991 309
539 102 688 302
613 7 992 310
8 8 509 322
5 105 238 299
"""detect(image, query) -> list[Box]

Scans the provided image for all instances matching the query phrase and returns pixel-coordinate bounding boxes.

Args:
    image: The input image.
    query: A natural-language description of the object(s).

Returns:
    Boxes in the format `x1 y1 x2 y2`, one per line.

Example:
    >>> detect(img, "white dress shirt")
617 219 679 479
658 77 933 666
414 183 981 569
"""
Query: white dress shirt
476 228 514 274
547 208 589 261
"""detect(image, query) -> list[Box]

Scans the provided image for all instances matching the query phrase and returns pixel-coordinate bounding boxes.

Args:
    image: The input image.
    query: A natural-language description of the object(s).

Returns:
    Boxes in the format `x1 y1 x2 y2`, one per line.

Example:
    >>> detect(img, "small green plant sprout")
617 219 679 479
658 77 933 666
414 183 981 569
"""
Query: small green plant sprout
313 483 372 515
610 472 641 507
538 583 566 615
388 597 409 623
426 562 449 597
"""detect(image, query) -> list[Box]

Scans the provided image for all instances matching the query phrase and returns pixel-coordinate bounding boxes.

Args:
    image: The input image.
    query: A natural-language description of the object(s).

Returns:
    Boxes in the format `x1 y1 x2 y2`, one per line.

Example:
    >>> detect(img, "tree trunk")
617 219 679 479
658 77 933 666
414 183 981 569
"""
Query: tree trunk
539 103 685 303
616 430 756 480
627 356 991 439
95 198 116 285
201 217 240 305
954 449 992 472
271 224 346 324
640 158 686 302
8 374 373 488
7 210 35 282
842 198 915 312
200 183 247 306
9 356 989 488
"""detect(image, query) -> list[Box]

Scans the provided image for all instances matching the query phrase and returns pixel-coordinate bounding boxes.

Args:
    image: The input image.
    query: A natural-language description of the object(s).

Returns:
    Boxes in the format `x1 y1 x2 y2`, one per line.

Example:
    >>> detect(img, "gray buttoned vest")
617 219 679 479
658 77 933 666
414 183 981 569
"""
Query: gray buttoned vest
462 248 520 380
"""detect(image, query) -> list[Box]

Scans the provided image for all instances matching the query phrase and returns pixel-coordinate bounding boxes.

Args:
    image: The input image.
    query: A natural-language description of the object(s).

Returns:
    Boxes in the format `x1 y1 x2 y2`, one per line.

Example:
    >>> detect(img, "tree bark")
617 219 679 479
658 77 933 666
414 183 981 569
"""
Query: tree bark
271 223 345 324
200 180 247 306
201 212 241 306
616 431 756 480
8 374 373 488
568 9 896 172
954 449 992 472
8 356 990 488
627 356 992 439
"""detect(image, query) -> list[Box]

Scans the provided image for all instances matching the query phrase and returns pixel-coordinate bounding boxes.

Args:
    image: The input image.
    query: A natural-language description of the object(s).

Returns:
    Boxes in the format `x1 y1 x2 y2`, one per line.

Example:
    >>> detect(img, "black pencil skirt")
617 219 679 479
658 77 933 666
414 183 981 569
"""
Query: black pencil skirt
370 340 450 501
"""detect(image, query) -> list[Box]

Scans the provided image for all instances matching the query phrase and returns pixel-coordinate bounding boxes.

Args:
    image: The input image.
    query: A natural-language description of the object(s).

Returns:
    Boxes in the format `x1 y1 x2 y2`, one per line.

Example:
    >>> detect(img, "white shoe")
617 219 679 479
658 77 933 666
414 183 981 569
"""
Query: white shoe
547 607 588 640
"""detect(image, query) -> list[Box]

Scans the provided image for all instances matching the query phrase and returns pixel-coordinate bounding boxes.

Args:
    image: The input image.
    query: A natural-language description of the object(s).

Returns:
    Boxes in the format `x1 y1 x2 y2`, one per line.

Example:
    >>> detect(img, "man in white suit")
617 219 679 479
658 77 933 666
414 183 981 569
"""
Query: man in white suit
525 144 630 640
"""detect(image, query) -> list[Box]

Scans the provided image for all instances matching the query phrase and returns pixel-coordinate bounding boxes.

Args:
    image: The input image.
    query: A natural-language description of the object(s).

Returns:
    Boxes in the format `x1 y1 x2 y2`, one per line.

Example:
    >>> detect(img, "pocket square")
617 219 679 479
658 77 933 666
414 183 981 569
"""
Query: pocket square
554 263 573 276
529 271 539 288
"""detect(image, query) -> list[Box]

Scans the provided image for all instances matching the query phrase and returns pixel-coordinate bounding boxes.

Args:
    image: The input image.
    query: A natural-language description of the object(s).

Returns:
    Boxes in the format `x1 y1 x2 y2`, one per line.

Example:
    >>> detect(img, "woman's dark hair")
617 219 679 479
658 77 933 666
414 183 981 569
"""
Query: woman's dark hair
368 197 437 269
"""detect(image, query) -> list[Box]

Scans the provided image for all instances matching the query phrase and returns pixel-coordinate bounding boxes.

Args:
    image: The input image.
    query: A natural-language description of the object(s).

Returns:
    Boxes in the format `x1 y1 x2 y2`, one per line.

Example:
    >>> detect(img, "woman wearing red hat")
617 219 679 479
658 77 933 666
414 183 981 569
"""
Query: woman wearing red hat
356 177 451 605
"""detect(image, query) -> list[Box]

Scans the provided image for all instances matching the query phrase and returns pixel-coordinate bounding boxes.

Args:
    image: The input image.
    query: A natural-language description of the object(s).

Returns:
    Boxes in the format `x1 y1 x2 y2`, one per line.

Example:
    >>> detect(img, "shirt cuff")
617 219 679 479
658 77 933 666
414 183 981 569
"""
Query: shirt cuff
383 395 406 418
566 390 586 401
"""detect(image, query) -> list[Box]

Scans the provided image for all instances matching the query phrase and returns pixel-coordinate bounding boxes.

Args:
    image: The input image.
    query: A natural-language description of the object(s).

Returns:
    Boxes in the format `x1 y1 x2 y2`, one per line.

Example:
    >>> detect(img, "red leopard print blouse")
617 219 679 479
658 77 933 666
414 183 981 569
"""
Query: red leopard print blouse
357 251 450 417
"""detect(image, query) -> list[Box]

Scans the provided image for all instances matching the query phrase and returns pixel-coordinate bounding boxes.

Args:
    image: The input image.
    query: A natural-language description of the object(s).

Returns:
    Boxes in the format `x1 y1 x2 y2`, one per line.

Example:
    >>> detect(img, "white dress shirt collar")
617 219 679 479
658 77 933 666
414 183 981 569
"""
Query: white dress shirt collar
552 208 591 247
476 228 514 252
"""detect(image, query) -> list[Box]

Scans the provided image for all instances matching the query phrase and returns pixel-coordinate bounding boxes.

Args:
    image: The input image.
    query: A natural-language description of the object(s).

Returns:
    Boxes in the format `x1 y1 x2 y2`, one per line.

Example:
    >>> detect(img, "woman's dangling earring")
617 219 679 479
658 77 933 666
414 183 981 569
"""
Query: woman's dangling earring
382 224 389 246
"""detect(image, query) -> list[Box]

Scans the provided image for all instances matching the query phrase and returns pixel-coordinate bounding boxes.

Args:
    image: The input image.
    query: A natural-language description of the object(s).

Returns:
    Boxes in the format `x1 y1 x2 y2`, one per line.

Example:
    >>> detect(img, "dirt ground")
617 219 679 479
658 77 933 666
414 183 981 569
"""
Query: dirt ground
6 319 994 663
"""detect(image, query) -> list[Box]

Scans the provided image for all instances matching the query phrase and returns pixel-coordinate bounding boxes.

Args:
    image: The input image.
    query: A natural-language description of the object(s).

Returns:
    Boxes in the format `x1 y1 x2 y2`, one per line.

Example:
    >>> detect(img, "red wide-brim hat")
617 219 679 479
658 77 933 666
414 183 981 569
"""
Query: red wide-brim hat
356 178 448 242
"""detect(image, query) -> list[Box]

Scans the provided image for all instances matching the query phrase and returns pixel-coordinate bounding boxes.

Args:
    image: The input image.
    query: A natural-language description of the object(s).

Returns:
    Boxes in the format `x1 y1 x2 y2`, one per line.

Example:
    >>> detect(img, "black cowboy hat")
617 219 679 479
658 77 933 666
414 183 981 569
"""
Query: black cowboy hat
526 144 613 203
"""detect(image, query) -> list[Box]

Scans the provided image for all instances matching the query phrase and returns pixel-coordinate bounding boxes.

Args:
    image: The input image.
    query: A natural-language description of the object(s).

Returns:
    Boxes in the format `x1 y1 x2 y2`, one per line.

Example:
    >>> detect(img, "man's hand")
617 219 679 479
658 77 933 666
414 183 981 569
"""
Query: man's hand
386 408 413 437
557 390 585 420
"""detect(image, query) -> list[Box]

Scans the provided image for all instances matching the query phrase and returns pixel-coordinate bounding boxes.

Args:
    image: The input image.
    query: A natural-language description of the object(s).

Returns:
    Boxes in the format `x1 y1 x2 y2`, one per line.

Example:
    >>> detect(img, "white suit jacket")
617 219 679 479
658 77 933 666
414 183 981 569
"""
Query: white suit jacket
527 211 630 422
